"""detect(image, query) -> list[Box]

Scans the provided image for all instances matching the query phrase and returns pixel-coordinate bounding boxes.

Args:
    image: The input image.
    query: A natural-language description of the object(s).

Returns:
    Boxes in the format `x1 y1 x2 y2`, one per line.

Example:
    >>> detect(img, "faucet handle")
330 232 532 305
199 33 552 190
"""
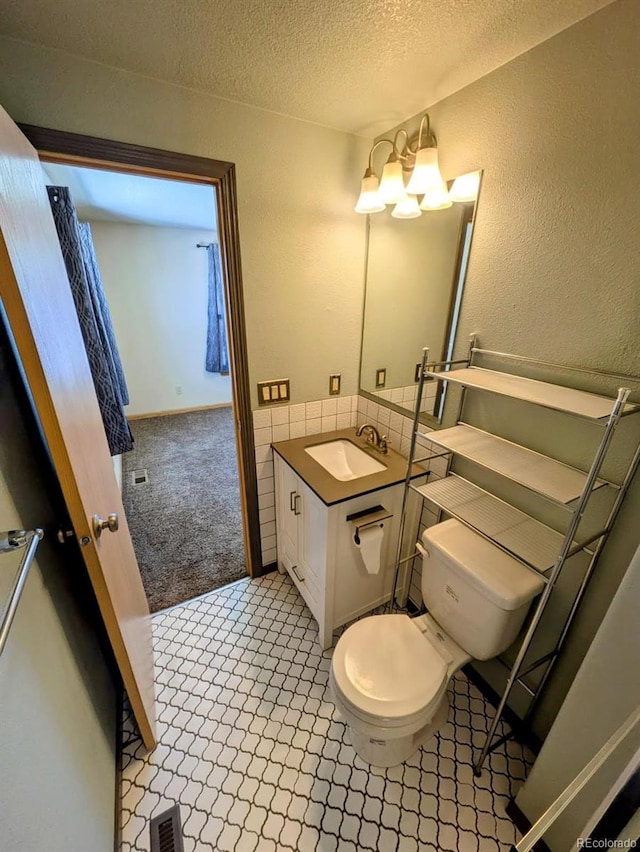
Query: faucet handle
379 434 390 454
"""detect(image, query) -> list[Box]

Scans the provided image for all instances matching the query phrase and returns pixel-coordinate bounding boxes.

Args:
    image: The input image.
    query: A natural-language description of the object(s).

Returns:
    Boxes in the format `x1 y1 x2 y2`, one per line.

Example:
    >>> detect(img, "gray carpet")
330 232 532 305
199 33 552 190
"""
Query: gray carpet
122 407 247 613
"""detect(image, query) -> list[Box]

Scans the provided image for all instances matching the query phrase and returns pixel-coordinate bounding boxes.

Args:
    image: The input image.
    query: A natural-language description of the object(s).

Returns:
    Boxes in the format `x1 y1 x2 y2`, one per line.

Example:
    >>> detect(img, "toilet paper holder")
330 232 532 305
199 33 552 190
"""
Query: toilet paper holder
347 505 393 543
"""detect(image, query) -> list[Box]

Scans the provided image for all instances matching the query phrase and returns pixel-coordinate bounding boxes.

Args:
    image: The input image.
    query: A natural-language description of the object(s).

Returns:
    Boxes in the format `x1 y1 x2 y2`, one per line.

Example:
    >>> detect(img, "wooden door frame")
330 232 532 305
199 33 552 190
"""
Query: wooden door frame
19 124 262 577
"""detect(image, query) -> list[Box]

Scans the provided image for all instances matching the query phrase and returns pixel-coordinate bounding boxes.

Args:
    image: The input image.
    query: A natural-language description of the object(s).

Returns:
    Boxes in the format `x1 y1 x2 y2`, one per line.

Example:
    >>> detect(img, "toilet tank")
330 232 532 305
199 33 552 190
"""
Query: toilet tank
420 519 544 661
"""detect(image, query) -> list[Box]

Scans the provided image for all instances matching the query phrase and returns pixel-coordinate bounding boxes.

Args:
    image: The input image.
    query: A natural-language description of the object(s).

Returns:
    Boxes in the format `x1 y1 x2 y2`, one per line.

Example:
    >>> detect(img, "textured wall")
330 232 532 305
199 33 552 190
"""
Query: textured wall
91 221 232 416
0 37 369 408
0 332 117 851
382 0 639 377
390 0 640 737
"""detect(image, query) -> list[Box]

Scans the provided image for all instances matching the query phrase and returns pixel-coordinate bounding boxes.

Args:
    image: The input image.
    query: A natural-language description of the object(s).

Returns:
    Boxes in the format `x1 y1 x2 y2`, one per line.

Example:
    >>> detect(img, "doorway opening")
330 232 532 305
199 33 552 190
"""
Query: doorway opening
22 125 262 611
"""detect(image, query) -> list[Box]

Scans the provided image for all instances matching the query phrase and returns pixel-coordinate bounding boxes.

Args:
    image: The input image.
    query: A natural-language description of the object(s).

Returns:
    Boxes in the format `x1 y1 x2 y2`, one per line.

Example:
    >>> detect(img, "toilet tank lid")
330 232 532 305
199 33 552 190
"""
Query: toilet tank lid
422 519 545 611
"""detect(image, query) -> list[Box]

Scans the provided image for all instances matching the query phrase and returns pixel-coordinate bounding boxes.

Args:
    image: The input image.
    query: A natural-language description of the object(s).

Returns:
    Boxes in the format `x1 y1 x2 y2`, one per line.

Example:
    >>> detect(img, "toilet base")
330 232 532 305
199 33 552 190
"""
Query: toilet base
347 695 450 768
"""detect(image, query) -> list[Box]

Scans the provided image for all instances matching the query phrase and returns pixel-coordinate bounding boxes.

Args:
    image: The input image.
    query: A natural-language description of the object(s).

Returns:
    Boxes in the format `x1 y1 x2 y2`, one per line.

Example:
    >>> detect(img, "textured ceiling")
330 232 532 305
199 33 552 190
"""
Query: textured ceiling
0 0 614 136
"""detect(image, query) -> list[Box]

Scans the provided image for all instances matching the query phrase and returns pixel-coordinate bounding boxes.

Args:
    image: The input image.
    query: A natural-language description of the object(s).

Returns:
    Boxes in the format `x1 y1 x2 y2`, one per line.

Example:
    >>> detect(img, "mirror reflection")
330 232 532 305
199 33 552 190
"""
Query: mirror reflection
359 177 480 424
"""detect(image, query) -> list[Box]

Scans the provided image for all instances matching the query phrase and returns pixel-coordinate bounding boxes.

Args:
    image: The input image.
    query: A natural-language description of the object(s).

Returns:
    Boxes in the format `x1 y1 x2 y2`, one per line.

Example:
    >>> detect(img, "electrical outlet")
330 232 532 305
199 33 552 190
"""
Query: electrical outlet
175 385 184 395
375 368 386 388
329 374 341 395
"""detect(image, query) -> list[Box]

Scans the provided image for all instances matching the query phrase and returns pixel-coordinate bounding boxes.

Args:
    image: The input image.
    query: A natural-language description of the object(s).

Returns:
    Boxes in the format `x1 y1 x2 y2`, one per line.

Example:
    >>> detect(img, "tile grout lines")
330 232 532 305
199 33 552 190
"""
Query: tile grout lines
121 572 532 852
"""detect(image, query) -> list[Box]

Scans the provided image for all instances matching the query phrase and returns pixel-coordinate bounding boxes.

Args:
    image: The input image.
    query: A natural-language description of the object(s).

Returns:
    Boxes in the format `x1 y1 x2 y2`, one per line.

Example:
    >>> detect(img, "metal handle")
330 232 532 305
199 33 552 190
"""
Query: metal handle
290 564 304 583
0 529 44 659
289 492 301 515
92 513 119 538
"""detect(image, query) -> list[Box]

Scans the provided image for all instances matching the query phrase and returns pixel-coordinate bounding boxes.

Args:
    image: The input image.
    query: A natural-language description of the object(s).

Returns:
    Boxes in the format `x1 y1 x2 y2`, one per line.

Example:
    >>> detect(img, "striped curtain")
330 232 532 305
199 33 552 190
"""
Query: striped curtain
205 242 230 375
47 186 133 455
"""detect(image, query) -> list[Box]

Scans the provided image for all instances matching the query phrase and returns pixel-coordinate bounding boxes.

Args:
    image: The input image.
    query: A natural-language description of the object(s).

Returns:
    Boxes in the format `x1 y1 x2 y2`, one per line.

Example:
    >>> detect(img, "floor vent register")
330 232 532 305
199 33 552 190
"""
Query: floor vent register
149 804 184 852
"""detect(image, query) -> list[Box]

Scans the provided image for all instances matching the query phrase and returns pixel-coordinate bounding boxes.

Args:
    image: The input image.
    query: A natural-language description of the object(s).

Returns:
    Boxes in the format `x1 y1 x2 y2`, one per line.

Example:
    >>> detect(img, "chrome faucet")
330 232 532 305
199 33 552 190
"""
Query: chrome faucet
356 423 389 454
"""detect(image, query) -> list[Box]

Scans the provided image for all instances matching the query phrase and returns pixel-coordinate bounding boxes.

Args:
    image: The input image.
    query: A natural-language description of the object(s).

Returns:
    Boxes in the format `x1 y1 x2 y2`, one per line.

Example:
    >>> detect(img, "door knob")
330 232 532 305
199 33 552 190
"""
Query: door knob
93 513 119 538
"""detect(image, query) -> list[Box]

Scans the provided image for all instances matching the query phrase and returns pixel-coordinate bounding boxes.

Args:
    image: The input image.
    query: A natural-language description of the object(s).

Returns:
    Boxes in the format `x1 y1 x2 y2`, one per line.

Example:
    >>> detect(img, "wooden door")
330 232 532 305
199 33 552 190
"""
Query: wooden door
0 106 156 749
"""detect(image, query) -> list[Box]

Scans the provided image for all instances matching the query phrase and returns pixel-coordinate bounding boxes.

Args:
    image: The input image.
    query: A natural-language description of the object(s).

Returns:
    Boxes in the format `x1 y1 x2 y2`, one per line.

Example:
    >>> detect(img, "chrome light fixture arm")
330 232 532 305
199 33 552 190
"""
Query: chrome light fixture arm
355 111 458 215
361 138 394 179
408 113 437 156
363 132 410 172
364 118 437 171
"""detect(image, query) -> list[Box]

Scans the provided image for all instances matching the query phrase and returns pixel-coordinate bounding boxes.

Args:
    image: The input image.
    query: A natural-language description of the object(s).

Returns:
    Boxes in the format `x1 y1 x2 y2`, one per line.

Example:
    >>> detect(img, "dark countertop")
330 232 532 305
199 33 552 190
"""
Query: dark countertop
272 427 425 506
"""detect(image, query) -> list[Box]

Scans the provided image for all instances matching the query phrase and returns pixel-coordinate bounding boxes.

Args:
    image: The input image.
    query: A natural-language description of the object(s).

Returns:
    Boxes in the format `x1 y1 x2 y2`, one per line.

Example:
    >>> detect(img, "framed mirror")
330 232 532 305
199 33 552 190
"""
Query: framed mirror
359 173 481 425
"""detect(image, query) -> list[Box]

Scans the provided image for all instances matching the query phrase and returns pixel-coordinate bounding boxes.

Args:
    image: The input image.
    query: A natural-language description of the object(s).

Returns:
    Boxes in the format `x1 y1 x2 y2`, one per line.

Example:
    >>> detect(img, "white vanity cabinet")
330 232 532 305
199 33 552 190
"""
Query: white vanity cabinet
275 456 328 633
274 452 413 650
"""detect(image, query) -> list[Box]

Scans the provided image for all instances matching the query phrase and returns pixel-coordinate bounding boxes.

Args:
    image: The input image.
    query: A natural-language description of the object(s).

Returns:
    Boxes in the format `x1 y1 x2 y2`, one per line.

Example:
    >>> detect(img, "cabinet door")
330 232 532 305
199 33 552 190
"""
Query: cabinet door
297 477 331 648
275 454 299 569
297 477 328 589
274 459 332 647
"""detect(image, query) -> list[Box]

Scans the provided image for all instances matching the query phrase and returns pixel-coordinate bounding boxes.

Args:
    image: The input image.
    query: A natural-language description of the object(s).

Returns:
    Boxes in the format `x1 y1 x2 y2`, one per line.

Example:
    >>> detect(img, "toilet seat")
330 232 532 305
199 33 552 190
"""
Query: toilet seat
331 614 449 727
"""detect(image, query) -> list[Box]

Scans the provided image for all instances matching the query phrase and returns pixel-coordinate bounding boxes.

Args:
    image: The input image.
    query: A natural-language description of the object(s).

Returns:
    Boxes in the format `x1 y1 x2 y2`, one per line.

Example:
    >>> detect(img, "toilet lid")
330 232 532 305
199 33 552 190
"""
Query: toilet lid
332 614 448 721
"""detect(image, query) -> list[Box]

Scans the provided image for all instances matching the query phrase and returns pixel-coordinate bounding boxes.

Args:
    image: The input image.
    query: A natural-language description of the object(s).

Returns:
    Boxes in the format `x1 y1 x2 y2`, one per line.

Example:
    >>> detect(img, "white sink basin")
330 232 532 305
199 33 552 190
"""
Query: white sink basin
305 439 386 481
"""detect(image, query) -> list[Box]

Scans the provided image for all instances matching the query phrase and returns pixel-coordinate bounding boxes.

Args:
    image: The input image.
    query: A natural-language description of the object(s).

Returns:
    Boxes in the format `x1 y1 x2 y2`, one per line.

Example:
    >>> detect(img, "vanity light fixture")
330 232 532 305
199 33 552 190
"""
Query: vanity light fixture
420 183 452 211
378 154 407 205
449 170 481 203
405 115 445 196
354 170 386 214
355 113 450 216
392 195 421 219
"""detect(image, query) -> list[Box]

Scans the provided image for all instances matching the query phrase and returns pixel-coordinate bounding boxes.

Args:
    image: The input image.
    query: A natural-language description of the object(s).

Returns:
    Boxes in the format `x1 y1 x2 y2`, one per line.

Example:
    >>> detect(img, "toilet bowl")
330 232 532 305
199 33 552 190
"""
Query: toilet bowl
330 519 545 767
330 611 470 766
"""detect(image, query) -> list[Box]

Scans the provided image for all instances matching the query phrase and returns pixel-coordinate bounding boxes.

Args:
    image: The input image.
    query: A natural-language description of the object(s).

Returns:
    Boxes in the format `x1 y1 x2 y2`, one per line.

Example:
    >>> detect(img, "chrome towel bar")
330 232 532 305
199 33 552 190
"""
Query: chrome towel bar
0 528 44 659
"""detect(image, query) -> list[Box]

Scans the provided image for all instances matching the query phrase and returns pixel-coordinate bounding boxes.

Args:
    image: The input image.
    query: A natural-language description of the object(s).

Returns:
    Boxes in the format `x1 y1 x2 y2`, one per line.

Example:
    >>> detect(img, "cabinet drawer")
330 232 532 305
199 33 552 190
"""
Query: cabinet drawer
280 550 321 621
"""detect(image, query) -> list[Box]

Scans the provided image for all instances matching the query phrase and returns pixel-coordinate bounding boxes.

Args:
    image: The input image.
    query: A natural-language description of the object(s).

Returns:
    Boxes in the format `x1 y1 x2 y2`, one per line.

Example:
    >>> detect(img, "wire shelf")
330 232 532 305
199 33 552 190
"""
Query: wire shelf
411 475 578 574
421 423 610 505
423 367 639 420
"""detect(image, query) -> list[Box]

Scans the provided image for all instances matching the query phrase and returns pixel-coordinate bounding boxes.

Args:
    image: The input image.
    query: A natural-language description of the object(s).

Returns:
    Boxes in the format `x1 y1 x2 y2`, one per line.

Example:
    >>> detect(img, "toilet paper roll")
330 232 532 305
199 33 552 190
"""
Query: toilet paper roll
353 523 385 575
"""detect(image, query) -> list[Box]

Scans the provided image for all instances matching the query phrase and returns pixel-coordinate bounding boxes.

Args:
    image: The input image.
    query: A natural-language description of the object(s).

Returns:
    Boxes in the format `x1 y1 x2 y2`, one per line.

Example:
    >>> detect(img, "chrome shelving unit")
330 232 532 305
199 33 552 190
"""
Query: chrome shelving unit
392 338 640 774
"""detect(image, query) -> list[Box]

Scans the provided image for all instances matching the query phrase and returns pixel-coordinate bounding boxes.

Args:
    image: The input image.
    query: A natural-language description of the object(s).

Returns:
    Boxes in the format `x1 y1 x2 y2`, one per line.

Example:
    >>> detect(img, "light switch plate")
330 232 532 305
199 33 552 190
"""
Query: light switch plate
375 368 386 388
329 374 341 395
415 363 434 383
257 378 290 405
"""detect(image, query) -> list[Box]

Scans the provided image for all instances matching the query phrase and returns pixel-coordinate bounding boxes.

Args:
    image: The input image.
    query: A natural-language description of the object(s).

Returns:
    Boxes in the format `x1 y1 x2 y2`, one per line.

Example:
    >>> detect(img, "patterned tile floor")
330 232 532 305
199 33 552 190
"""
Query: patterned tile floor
121 572 532 851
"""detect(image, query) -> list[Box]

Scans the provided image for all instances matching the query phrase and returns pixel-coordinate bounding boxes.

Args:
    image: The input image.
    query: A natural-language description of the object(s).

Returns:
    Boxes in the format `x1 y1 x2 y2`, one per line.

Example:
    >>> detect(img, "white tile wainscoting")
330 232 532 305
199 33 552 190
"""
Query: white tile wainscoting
372 381 438 416
253 396 449 608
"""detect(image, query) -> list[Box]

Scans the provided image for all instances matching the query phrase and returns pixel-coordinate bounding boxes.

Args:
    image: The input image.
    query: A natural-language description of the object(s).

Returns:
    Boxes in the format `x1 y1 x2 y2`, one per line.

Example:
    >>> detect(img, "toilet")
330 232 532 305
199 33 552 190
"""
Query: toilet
329 518 545 767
